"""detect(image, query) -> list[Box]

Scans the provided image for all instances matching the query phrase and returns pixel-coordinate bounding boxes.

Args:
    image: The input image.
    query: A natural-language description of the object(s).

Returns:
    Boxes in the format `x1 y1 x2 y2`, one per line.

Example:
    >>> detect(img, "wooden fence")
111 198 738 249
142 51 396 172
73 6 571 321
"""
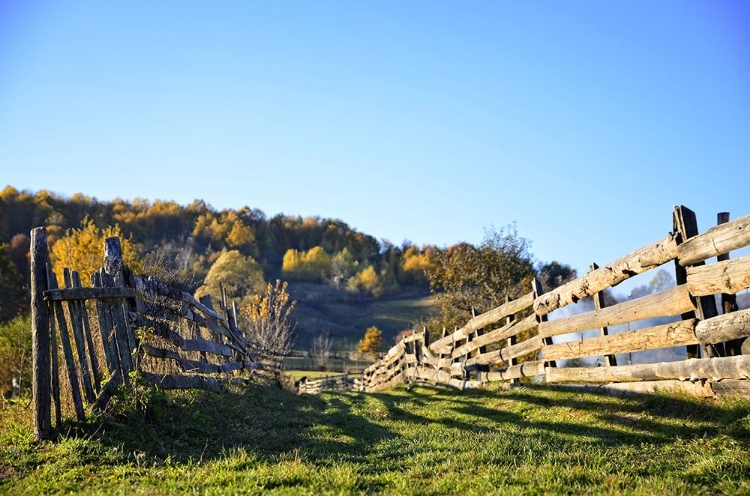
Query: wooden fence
28 206 750 440
360 206 750 397
296 374 356 394
30 229 261 441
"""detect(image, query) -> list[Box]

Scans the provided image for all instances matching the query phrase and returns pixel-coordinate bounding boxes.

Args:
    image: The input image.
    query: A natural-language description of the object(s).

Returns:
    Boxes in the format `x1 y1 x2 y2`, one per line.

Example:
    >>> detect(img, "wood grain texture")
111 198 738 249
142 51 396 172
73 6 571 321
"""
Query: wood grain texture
542 319 698 361
534 234 679 316
538 285 694 339
694 308 750 345
678 213 750 266
546 355 750 383
687 254 750 296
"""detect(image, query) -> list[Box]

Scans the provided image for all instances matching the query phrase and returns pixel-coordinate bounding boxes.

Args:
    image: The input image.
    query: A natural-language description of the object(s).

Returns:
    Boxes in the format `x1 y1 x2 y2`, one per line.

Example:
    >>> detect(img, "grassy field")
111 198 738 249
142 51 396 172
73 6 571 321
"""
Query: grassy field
1 382 749 494
287 282 439 348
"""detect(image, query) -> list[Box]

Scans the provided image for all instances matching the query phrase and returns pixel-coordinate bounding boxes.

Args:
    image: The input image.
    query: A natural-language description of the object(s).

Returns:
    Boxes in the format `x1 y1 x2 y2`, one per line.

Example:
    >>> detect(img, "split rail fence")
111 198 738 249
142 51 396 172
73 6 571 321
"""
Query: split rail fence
297 374 355 394
30 230 261 441
360 206 750 397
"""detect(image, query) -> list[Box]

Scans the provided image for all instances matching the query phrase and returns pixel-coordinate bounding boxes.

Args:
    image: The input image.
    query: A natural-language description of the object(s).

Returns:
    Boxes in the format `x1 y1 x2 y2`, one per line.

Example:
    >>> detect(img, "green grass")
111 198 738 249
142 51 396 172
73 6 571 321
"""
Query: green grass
2 382 749 494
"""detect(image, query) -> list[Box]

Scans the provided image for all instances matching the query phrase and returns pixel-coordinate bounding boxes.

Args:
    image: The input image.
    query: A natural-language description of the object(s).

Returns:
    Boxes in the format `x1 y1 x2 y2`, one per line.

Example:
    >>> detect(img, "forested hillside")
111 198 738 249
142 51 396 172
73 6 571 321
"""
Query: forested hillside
0 186 577 351
0 187 440 346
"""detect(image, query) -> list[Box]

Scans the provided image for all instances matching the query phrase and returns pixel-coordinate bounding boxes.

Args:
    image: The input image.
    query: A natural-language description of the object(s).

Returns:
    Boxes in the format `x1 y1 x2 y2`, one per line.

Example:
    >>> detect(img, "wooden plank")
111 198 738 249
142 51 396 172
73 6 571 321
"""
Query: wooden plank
47 299 61 429
451 314 537 359
694 308 750 345
136 297 237 346
687 255 750 296
104 238 142 367
140 372 221 392
591 263 616 366
132 275 226 322
91 272 119 375
542 319 698 361
64 268 95 403
133 313 233 357
656 355 750 381
595 381 715 397
717 212 744 357
484 360 545 382
678 213 750 266
429 292 534 353
546 355 750 383
710 379 750 398
538 285 694 339
43 286 136 301
673 207 701 359
72 271 102 392
533 278 555 368
546 363 662 383
467 336 544 366
100 268 134 379
47 270 85 421
674 205 721 358
505 295 518 384
141 344 244 374
534 234 679 316
30 227 52 441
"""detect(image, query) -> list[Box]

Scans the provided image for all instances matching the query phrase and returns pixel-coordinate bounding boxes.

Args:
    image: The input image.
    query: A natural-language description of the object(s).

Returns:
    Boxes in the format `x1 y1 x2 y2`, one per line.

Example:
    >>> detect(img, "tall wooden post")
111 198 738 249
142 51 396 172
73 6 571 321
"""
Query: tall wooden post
717 212 743 356
505 295 518 384
590 263 616 367
673 206 722 358
533 278 556 368
30 227 52 441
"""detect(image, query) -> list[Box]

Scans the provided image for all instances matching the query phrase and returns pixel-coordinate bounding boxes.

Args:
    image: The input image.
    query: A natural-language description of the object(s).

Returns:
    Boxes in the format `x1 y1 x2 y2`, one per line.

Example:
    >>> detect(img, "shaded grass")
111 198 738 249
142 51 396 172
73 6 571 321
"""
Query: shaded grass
1 382 749 494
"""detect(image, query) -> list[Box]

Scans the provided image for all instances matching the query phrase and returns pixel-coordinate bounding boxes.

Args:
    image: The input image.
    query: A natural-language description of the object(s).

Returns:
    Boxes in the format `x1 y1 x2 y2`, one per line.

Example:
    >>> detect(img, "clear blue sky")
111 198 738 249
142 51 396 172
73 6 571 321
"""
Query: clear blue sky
2 1 749 279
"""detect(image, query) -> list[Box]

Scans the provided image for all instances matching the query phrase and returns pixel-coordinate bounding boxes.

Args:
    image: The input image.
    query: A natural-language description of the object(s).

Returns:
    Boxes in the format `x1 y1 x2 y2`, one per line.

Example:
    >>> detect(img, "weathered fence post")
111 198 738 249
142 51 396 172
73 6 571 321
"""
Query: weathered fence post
104 237 135 381
716 212 743 356
534 278 556 368
673 205 722 358
30 227 52 441
590 263 616 367
505 295 518 384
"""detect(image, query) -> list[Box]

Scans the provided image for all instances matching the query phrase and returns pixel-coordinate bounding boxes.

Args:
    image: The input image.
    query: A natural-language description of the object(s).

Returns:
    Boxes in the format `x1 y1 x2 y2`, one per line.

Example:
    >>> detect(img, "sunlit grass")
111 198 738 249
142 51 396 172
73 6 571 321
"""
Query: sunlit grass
2 382 749 494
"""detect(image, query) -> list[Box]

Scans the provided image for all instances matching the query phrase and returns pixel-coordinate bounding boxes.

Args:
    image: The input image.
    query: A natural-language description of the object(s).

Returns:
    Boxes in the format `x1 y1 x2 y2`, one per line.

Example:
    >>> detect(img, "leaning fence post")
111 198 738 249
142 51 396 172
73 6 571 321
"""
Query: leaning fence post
31 227 52 441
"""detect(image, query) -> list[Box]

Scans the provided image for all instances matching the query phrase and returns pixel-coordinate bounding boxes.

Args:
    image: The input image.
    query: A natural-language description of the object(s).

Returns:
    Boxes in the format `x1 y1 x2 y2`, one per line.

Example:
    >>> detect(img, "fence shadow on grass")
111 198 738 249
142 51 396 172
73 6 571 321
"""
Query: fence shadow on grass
366 383 750 447
470 385 748 445
87 383 399 466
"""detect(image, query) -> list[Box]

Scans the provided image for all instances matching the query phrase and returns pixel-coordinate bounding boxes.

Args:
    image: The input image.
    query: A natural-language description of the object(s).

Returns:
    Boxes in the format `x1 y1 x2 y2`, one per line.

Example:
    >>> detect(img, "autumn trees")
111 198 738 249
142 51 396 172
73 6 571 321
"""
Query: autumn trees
426 225 576 333
357 326 384 358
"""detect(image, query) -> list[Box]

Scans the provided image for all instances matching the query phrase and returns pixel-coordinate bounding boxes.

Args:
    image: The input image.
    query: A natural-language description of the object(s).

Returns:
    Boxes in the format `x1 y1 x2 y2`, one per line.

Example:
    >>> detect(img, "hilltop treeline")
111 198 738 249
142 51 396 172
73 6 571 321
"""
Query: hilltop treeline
0 186 585 339
0 186 438 319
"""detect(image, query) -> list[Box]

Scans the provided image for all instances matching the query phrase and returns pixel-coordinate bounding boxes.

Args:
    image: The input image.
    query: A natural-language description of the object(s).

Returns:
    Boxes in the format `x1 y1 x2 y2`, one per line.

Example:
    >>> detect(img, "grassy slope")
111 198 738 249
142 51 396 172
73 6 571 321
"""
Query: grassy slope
287 282 439 348
2 383 749 495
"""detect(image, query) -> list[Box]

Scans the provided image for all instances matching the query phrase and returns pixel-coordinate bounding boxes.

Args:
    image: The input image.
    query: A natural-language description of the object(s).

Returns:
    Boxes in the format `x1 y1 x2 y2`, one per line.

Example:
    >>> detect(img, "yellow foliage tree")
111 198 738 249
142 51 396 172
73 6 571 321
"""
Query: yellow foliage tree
226 220 255 251
346 265 381 295
399 245 436 286
282 246 331 281
303 246 331 280
194 249 265 306
357 325 383 358
50 219 142 285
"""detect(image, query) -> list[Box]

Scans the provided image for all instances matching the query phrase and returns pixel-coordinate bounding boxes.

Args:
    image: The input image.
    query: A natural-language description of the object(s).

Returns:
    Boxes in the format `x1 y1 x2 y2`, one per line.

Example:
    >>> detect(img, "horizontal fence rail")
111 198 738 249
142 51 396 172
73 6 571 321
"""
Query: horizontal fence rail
359 206 750 397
